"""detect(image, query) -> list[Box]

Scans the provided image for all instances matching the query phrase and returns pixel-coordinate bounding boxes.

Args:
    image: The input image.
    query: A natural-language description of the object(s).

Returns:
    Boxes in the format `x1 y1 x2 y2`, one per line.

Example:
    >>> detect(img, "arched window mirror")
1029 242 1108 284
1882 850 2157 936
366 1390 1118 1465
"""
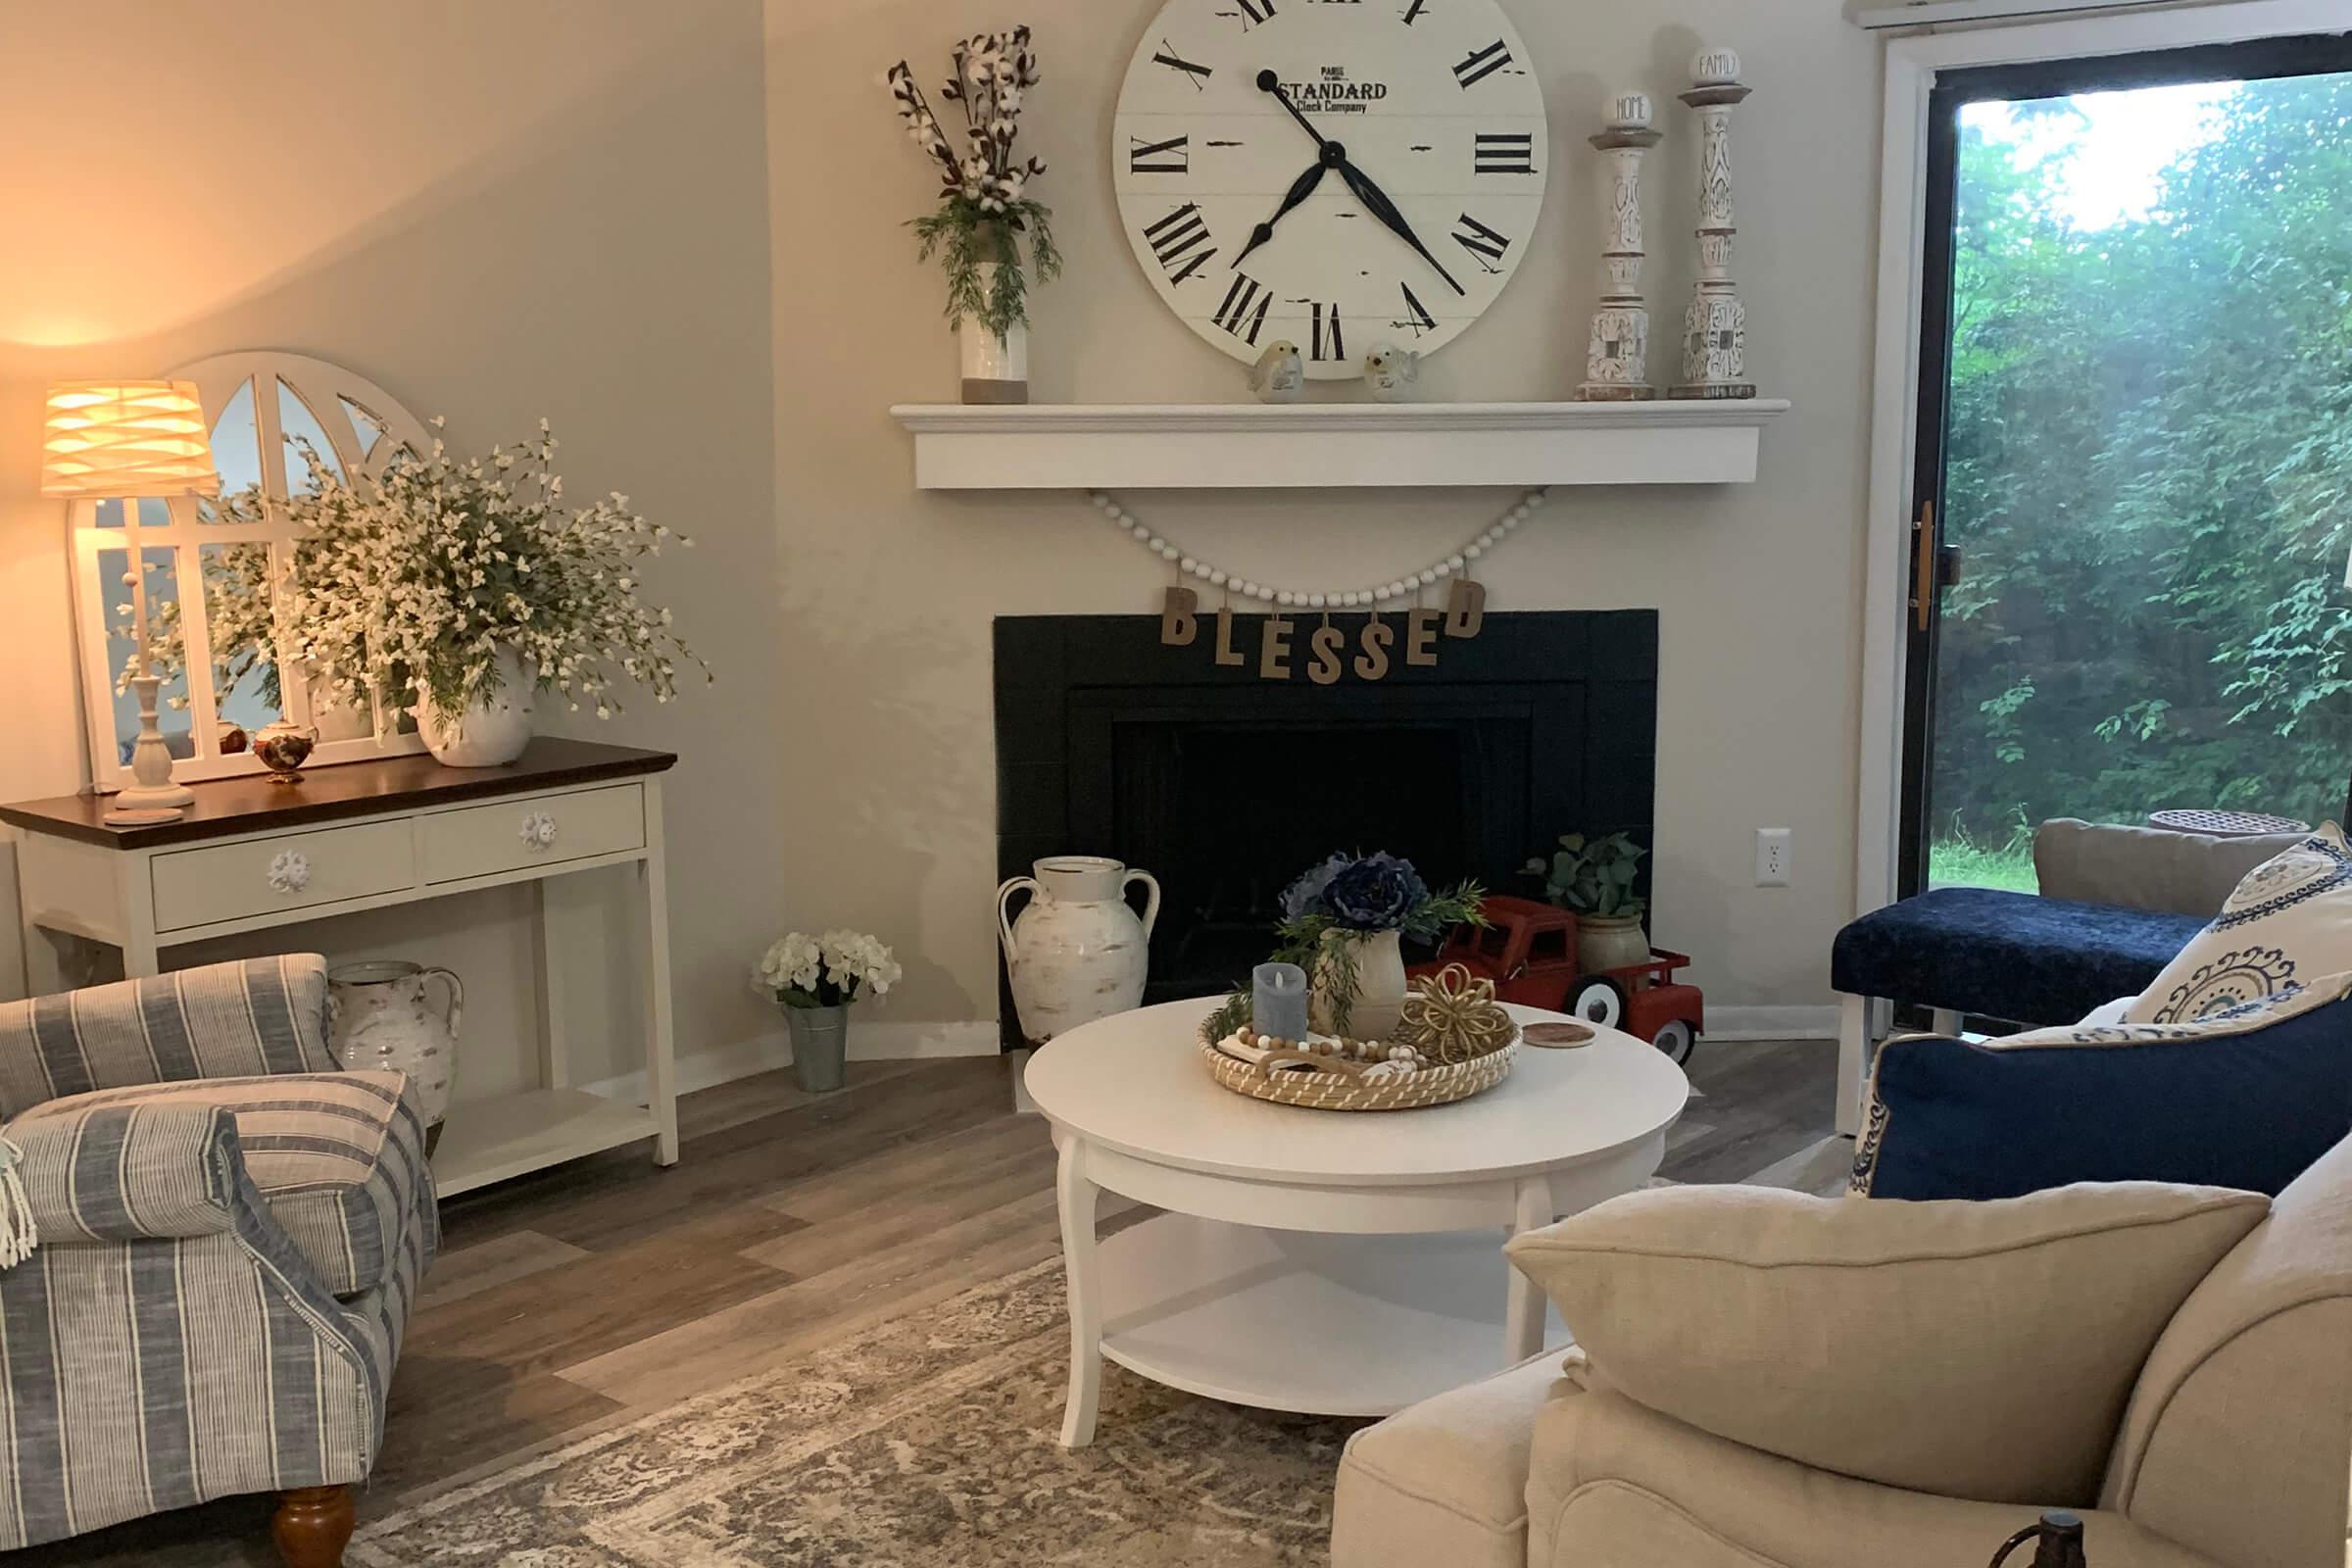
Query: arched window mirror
67 353 434 789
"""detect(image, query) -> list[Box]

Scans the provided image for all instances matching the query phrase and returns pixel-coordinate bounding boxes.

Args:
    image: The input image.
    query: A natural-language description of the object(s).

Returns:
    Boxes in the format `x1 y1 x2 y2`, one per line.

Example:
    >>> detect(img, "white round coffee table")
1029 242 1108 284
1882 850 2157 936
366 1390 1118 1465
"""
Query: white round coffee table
1022 999 1689 1447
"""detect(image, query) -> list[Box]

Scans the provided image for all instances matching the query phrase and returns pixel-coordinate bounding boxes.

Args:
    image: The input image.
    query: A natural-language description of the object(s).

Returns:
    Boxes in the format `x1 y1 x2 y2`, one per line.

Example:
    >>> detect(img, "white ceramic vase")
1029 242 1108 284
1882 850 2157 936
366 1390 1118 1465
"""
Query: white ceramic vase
415 646 534 767
959 264 1029 405
1310 928 1410 1041
328 959 463 1152
997 856 1159 1046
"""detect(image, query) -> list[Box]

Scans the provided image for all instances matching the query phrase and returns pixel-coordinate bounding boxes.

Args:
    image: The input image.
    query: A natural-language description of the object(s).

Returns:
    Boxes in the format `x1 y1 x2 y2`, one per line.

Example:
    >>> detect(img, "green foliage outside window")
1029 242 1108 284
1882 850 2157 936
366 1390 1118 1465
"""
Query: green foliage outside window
1929 74 2352 887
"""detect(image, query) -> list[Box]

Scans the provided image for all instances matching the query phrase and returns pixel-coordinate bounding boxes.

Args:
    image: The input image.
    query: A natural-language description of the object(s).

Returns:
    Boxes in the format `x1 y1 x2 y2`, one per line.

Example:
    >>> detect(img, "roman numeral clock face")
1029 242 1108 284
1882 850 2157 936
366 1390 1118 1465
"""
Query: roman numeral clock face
1114 0 1546 379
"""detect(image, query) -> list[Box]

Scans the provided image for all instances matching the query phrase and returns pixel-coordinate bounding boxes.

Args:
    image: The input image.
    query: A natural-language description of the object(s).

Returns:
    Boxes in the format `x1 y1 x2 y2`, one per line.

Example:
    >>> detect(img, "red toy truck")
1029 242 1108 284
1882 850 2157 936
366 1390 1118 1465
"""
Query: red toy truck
1408 895 1704 1063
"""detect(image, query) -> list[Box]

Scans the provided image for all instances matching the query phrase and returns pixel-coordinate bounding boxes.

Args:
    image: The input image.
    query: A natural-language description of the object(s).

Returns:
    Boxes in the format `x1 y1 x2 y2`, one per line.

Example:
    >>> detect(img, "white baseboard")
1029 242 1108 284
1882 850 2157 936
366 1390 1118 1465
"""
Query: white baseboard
850 1020 1004 1060
1702 1004 1841 1043
582 1019 1002 1102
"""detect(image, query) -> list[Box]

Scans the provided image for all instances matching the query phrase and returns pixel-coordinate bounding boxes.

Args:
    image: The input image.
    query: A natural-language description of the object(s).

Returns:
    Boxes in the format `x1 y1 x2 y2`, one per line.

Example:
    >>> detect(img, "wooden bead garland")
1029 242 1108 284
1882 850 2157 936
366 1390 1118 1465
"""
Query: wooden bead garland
1092 487 1548 611
1236 1024 1425 1071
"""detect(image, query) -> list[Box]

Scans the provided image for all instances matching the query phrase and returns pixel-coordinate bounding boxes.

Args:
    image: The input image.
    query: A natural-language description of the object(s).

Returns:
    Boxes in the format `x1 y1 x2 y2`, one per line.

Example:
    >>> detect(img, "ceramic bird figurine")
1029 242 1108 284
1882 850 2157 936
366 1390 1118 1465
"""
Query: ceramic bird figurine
1363 343 1421 403
1248 341 1305 404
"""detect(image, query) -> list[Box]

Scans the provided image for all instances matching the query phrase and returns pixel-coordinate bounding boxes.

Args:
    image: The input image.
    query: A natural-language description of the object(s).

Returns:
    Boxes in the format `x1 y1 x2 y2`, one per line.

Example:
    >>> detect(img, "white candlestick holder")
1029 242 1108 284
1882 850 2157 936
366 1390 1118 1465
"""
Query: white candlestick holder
1672 47 1757 401
1577 90 1663 402
104 555 193 823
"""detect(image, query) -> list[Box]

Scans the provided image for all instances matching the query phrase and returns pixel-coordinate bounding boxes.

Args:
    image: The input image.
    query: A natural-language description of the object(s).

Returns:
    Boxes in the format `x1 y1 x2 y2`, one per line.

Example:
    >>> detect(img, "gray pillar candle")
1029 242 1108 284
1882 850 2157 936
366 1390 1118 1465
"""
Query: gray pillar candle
1252 961 1309 1041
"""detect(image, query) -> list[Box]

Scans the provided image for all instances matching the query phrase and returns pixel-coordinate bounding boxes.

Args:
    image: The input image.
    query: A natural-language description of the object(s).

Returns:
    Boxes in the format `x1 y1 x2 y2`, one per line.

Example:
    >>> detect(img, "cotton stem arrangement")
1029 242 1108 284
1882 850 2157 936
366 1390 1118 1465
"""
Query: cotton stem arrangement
886 27 1061 340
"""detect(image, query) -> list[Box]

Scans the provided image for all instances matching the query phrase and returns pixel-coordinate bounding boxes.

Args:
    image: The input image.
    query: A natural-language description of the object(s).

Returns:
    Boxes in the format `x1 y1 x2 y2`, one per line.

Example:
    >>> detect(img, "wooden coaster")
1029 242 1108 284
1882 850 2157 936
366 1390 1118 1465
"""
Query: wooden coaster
1522 1021 1594 1049
102 807 184 826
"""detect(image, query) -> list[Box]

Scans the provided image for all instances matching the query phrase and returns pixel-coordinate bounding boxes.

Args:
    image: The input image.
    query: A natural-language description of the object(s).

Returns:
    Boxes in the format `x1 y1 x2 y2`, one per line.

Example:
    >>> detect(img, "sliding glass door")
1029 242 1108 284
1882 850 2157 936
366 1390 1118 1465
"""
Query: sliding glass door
1898 34 2352 895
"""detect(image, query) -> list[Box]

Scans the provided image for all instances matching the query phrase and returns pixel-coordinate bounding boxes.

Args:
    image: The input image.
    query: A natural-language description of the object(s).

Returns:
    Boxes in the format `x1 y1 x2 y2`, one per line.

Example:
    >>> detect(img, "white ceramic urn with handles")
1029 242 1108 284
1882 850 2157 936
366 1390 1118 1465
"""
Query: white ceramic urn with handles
997 856 1159 1046
328 960 463 1153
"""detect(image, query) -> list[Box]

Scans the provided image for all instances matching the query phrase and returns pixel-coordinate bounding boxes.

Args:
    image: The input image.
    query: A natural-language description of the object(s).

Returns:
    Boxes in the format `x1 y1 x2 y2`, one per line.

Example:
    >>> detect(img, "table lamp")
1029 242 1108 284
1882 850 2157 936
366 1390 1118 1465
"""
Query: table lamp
41 380 220 824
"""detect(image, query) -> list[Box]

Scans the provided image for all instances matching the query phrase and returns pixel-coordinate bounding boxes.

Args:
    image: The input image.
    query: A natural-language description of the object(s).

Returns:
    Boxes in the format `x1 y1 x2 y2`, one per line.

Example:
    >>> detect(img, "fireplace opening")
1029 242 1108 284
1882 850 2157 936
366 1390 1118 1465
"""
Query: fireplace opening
1151 721 1470 1000
995 611 1657 1044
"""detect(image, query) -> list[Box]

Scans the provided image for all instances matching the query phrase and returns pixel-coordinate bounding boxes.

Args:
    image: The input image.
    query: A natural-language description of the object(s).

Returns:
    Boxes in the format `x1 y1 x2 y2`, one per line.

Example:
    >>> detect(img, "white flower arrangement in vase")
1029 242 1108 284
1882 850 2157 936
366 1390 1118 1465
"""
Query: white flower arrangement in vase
754 930 904 1095
275 422 707 767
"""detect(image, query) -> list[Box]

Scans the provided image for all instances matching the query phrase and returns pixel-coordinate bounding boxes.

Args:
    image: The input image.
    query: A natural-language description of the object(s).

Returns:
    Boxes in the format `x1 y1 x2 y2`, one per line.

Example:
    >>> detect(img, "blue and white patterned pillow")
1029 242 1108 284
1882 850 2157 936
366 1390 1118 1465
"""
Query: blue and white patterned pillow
1851 971 2352 1200
2127 823 2352 1023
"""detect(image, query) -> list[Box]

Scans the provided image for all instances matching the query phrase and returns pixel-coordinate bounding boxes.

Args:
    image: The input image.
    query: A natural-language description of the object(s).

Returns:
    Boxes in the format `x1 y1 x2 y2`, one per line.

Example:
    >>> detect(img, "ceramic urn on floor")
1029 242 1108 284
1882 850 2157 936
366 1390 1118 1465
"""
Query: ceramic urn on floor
997 856 1160 1047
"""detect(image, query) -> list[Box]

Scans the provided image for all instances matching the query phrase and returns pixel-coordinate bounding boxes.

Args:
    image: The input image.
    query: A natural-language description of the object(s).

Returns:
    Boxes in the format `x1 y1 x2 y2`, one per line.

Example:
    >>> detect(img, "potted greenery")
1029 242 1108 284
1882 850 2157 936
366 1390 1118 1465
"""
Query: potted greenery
885 28 1060 404
1532 832 1651 975
755 930 904 1094
1274 852 1486 1040
279 422 704 767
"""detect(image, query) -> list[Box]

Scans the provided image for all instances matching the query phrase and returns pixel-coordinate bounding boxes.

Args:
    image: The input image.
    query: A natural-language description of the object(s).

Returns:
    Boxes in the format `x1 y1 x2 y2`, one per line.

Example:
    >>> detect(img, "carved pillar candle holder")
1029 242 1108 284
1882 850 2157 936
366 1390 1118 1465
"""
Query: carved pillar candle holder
1576 91 1663 402
1672 48 1757 401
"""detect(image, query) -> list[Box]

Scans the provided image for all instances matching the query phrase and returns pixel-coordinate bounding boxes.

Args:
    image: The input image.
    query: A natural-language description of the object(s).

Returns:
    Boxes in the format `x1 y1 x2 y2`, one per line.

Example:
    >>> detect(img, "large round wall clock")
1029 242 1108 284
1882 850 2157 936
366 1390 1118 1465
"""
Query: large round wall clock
1112 0 1546 379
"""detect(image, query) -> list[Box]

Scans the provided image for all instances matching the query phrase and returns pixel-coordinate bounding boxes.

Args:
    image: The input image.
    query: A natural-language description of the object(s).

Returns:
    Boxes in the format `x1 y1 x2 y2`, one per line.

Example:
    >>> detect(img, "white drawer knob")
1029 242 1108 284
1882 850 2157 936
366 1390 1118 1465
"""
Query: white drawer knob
267 850 311 896
519 810 560 852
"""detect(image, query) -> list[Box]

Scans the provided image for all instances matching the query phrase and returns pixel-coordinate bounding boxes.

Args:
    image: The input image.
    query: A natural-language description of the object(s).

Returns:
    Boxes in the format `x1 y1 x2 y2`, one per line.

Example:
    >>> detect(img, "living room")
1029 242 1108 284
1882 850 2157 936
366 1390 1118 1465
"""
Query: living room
0 1 2345 1564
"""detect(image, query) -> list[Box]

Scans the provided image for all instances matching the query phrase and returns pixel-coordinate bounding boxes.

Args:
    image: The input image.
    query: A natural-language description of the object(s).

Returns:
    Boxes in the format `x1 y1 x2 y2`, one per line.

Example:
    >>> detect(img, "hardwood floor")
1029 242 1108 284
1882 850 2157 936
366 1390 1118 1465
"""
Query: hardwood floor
18 1037 1837 1564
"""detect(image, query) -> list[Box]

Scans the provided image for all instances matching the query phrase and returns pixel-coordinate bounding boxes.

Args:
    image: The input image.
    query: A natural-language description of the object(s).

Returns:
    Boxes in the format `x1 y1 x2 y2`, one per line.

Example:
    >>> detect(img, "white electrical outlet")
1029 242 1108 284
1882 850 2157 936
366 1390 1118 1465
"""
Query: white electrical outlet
1755 827 1791 886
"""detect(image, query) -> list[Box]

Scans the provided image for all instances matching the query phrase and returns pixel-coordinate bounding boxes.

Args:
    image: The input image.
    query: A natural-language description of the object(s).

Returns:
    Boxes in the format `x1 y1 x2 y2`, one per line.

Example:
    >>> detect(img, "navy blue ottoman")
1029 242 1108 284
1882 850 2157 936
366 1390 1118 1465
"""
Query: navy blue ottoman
1833 887 2205 1029
1830 887 2205 1134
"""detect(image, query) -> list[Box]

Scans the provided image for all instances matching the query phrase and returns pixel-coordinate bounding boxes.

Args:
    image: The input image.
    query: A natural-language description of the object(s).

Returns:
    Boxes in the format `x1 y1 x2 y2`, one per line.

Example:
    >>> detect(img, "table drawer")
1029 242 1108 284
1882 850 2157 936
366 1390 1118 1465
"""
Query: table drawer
420 784 645 883
151 820 417 932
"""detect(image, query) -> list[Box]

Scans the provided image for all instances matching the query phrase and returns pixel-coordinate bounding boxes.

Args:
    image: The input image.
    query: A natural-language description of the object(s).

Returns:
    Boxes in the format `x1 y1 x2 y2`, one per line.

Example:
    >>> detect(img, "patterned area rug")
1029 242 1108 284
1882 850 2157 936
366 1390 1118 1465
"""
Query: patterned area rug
353 1138 1857 1566
352 1257 1360 1567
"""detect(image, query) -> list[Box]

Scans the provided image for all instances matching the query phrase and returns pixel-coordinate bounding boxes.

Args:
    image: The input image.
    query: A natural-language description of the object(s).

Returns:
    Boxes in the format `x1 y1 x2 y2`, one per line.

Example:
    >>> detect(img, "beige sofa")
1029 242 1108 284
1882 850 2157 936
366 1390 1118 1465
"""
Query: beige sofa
1333 1134 2351 1568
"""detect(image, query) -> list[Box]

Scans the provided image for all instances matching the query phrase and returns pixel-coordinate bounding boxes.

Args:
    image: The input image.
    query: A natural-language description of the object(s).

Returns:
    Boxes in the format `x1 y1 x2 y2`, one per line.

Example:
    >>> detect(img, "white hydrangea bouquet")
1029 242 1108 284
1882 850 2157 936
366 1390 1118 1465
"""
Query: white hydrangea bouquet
755 930 904 1010
277 420 706 726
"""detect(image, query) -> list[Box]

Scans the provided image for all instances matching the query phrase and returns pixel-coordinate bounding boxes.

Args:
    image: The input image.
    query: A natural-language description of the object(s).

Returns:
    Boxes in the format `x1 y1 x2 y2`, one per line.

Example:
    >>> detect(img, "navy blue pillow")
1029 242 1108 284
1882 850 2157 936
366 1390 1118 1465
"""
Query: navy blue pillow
1852 979 2352 1200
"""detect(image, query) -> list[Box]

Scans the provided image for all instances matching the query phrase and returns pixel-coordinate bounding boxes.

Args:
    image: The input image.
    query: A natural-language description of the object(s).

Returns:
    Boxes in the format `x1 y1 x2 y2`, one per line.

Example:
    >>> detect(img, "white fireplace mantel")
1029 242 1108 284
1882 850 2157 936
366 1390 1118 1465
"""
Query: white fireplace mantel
889 399 1790 491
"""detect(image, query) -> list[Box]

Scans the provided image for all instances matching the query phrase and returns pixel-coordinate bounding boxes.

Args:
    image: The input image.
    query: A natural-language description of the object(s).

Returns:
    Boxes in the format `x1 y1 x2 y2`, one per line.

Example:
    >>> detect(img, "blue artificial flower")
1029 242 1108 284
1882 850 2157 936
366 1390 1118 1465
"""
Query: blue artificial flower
1326 853 1429 930
1311 852 1431 932
1280 853 1350 922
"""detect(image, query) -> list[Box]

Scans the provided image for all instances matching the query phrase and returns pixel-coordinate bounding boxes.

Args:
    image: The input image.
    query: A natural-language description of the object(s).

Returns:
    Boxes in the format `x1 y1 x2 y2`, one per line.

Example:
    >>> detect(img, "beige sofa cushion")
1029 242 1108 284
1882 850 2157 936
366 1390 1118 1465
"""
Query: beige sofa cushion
2101 1134 2352 1568
1527 1385 2227 1568
1505 1182 2268 1504
2126 823 2352 1022
1330 1348 1573 1568
2034 817 2305 919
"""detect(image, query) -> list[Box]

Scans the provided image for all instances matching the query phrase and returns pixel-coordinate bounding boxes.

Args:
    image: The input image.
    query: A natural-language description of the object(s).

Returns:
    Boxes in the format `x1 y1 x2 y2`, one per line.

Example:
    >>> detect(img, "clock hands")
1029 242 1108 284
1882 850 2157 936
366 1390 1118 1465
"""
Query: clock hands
1258 69 1331 149
1336 162 1465 296
1253 70 1466 298
1232 147 1342 270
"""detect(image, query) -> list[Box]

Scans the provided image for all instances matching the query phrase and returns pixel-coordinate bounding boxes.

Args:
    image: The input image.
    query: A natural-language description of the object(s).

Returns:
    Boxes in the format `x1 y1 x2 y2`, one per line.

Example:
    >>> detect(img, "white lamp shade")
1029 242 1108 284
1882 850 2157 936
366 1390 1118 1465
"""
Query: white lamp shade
41 380 220 499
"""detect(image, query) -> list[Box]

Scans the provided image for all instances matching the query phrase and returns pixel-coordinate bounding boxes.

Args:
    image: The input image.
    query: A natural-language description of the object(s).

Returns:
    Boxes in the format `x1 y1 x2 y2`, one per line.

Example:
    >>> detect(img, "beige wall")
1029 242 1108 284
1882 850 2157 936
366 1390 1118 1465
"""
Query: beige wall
774 0 1880 1030
0 2 782 1086
0 0 1882 1084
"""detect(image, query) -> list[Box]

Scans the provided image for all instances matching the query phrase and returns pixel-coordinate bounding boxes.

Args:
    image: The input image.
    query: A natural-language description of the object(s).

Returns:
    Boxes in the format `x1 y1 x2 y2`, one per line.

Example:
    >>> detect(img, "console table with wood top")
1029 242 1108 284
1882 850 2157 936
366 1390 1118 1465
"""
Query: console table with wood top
0 738 678 1196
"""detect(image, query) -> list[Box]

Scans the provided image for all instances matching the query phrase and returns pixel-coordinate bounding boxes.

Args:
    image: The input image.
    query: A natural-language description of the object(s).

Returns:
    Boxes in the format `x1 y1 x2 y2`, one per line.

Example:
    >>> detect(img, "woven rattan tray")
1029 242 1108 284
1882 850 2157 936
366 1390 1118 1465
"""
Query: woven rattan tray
1197 1028 1516 1111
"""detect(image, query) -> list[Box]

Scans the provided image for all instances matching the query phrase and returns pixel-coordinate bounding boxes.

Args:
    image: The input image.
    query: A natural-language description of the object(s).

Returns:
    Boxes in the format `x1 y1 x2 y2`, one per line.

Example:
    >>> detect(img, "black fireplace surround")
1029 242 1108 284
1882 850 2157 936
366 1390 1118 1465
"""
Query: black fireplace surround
994 611 1658 1044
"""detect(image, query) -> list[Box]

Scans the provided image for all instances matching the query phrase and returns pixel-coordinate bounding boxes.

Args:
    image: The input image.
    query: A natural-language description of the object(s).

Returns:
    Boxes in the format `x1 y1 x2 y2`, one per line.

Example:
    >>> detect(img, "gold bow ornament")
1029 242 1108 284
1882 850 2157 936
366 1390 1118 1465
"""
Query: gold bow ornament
1399 962 1516 1064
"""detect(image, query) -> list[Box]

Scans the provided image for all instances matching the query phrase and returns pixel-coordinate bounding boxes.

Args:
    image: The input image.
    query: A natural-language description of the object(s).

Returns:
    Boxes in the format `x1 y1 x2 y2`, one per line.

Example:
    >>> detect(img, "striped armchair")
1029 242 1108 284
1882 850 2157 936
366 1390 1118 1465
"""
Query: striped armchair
0 956 436 1567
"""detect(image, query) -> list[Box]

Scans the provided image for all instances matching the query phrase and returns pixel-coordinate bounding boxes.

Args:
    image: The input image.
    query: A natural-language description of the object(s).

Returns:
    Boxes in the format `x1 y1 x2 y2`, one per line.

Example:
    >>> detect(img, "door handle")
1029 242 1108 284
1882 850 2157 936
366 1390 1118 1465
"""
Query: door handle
1909 501 1936 632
